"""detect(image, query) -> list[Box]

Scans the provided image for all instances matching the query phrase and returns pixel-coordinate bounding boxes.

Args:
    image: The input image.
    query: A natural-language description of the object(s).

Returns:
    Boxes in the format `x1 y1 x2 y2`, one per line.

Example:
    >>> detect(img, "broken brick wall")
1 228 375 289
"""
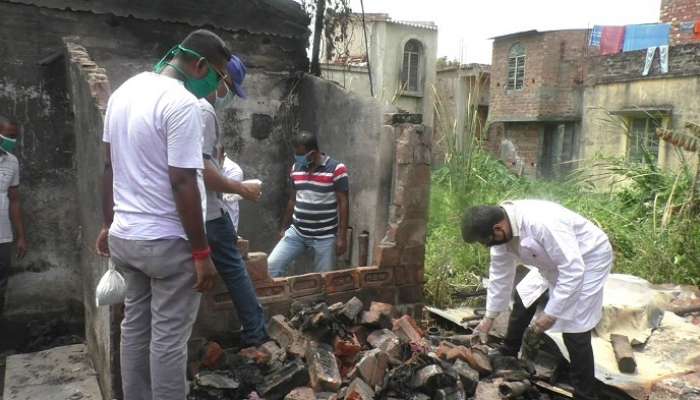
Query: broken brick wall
660 0 700 46
194 112 431 341
0 0 308 323
64 40 117 400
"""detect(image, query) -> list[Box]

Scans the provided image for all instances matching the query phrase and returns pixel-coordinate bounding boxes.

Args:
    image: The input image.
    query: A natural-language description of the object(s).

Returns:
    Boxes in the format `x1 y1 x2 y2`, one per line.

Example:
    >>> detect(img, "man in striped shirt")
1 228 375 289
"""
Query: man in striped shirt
268 131 349 277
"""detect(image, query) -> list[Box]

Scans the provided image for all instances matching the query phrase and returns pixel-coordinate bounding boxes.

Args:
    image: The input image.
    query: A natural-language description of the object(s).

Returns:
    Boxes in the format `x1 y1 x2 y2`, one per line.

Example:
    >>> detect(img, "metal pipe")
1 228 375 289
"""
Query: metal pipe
358 231 369 266
499 381 531 399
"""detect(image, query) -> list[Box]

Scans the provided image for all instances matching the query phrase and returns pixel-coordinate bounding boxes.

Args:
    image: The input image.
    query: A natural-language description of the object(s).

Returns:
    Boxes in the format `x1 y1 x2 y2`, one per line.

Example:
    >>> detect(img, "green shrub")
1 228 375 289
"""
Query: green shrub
425 150 700 307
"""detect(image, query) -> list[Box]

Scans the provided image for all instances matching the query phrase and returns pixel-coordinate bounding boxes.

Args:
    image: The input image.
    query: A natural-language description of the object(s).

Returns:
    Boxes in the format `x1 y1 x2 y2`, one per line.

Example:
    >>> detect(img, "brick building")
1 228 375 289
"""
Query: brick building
487 0 700 180
661 0 700 45
487 29 588 179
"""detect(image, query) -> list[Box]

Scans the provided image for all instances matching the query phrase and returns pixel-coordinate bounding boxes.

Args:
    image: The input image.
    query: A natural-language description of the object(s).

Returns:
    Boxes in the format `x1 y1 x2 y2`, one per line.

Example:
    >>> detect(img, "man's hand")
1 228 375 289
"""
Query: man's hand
15 236 27 259
476 317 494 343
193 256 218 292
336 235 348 257
239 181 262 202
533 313 556 334
95 226 110 257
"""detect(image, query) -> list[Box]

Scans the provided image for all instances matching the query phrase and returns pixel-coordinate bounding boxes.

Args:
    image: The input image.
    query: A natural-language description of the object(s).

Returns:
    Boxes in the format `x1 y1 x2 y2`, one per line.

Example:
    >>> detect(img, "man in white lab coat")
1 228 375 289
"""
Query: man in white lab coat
461 200 613 400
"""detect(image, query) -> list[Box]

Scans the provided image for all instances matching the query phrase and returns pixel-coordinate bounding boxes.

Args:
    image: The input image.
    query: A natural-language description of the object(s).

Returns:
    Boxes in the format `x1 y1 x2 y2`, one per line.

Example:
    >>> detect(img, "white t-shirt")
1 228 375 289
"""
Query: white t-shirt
103 72 205 240
0 152 19 243
221 156 243 231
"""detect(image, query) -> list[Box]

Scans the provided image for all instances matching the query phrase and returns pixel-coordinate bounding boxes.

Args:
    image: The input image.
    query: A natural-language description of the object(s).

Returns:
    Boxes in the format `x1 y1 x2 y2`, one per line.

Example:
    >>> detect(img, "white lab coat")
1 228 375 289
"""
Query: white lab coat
485 200 613 333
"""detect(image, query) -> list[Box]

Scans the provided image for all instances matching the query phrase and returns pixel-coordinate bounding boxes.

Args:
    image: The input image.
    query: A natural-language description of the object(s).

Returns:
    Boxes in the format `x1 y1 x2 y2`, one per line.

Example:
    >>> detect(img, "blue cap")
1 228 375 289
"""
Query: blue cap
226 55 247 99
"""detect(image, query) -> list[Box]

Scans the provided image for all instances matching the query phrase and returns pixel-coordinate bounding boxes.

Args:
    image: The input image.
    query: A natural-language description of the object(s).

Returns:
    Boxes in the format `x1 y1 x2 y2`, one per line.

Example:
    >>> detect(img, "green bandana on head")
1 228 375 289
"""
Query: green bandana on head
154 45 221 98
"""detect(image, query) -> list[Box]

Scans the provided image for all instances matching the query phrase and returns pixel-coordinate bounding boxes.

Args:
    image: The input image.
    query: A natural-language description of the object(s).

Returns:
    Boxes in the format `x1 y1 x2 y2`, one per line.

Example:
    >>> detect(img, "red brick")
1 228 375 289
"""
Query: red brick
237 238 250 259
357 266 393 288
246 252 272 283
399 245 426 268
393 265 425 286
255 278 290 304
392 315 424 343
284 387 316 400
288 273 324 298
323 269 359 293
374 243 400 268
201 341 225 369
397 285 424 304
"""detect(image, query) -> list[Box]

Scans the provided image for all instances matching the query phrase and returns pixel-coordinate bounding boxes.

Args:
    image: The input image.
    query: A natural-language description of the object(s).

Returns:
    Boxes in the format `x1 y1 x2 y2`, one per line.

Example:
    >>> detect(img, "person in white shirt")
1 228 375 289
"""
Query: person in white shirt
220 154 244 231
462 200 613 400
0 116 27 315
95 29 228 400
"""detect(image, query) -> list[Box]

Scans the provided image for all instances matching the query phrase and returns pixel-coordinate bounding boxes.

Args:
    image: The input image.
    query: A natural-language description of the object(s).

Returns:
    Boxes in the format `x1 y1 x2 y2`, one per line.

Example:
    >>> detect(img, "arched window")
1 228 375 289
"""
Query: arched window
507 43 525 90
401 39 423 92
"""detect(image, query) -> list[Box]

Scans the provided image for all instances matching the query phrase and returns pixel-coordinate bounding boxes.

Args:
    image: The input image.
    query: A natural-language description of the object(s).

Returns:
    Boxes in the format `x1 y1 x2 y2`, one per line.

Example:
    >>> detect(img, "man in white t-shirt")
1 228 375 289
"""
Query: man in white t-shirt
0 116 27 315
220 154 243 231
95 29 228 400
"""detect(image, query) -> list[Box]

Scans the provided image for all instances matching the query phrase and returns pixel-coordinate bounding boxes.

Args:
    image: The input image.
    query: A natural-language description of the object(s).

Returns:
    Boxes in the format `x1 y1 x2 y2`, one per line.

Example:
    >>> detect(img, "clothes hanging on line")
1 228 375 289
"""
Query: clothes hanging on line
623 23 670 52
642 45 669 76
600 26 626 55
590 25 603 47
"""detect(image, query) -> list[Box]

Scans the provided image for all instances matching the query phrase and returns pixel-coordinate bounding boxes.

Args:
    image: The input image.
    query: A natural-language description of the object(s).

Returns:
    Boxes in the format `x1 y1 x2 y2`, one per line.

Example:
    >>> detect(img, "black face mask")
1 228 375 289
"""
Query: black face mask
485 236 510 247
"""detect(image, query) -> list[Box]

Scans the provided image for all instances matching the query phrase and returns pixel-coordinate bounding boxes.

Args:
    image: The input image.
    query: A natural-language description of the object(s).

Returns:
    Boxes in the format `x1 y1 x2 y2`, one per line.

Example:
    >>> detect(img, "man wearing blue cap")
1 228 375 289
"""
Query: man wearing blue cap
198 55 270 348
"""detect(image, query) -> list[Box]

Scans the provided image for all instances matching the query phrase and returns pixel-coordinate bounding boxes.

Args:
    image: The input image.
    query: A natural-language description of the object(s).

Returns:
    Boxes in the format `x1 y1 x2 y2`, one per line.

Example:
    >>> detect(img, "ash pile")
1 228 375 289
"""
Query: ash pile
187 297 571 400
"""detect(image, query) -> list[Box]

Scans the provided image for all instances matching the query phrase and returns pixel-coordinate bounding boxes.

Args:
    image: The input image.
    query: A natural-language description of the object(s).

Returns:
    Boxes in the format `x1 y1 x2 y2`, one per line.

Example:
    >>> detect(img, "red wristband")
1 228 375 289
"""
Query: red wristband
192 246 211 261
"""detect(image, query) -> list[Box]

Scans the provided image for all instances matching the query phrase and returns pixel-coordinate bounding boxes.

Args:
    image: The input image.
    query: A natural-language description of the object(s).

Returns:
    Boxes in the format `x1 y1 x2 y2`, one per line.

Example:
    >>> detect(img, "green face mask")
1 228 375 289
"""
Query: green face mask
0 135 16 153
154 45 221 98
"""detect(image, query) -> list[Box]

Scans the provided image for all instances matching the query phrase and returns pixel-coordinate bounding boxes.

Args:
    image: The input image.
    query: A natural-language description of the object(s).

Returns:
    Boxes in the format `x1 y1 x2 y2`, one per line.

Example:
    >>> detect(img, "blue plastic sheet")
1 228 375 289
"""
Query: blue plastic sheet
590 25 603 47
623 23 670 52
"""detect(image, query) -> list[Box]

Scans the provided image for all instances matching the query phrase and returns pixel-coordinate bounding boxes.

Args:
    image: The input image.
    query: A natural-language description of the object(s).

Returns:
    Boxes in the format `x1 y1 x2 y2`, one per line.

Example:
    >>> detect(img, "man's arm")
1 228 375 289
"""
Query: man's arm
336 190 349 256
477 246 516 340
169 166 208 251
96 144 113 256
202 159 260 201
278 188 296 239
8 186 26 259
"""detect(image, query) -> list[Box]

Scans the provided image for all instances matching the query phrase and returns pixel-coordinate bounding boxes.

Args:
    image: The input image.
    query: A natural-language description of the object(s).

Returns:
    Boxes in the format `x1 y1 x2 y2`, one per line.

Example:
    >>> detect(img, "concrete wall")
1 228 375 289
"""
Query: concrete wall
582 42 700 172
0 0 309 326
320 64 373 100
298 75 393 267
581 76 700 171
320 16 438 129
433 66 490 165
489 30 587 122
661 0 700 46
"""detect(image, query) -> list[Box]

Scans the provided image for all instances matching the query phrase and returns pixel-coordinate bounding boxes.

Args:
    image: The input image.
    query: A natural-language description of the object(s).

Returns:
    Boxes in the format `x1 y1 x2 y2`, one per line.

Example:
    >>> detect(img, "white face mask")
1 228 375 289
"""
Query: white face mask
214 88 235 111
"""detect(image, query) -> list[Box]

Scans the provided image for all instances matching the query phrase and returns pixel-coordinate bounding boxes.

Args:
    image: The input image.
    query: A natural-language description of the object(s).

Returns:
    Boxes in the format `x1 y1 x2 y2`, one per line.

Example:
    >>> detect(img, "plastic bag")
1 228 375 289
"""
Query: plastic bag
95 260 126 307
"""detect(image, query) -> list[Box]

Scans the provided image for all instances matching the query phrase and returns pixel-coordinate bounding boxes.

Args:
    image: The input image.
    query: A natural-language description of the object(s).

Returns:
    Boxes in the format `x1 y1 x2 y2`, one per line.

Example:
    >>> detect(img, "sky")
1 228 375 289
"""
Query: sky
342 0 662 64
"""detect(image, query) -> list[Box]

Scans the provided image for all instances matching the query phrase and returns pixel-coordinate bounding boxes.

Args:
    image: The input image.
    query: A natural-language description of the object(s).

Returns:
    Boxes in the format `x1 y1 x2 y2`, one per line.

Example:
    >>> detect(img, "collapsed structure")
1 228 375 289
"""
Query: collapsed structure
0 1 433 398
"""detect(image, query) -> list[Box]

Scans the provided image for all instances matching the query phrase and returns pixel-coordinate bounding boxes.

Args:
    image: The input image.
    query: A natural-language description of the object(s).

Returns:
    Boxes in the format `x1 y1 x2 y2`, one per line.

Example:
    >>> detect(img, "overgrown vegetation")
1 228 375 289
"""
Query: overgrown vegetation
426 105 700 307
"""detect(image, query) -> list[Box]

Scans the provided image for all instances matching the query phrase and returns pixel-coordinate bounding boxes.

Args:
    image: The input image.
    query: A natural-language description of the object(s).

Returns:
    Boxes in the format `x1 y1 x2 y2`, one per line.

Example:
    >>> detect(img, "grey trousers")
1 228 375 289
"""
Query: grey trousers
109 236 201 400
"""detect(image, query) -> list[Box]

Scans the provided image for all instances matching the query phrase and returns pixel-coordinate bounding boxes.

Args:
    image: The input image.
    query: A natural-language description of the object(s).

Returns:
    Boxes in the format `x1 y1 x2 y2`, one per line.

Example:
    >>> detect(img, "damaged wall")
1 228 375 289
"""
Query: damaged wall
0 0 309 323
64 41 117 400
298 75 393 268
194 112 431 344
0 0 309 397
582 43 700 173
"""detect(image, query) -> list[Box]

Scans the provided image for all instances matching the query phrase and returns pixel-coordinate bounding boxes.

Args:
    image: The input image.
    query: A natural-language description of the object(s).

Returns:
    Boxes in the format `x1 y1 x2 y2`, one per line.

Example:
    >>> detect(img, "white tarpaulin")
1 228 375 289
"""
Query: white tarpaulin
546 274 700 400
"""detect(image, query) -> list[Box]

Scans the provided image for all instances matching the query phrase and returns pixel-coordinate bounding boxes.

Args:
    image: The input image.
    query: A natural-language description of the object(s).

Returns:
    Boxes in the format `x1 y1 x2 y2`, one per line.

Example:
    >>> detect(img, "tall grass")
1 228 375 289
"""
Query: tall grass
426 107 700 307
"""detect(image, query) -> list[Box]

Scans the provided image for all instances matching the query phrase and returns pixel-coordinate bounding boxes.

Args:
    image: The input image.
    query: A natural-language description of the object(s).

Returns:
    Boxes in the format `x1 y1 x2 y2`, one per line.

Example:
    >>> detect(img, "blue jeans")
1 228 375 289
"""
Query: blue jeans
206 215 268 347
267 226 336 277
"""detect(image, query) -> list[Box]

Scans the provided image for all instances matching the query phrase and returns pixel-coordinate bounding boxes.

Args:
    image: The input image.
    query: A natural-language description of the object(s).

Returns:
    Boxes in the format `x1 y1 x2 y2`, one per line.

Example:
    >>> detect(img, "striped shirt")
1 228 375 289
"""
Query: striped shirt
290 155 349 239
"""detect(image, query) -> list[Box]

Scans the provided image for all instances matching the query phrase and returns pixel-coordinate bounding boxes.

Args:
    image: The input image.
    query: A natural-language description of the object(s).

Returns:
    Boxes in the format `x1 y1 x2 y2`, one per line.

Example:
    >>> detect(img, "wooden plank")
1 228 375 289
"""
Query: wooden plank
611 334 637 373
